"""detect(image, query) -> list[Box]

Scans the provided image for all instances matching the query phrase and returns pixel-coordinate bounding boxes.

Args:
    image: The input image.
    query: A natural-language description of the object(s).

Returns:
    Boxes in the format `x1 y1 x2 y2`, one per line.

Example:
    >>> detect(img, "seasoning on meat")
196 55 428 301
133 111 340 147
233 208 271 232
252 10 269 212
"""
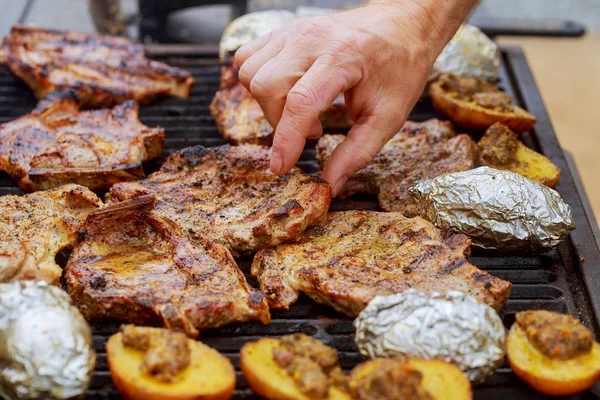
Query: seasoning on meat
0 25 193 107
350 359 433 400
0 184 101 284
252 211 511 316
271 334 346 398
121 325 190 383
0 91 165 192
107 144 331 255
316 119 478 215
515 310 594 360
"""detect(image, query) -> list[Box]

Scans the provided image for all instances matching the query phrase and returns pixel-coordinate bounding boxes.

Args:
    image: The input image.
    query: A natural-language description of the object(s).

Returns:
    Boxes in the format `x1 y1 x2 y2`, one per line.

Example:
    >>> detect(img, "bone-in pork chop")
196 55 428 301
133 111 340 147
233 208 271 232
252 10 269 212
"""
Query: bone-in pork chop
316 119 478 215
65 196 270 337
210 65 352 145
107 145 331 254
0 25 194 107
0 184 102 284
252 211 511 316
0 91 164 192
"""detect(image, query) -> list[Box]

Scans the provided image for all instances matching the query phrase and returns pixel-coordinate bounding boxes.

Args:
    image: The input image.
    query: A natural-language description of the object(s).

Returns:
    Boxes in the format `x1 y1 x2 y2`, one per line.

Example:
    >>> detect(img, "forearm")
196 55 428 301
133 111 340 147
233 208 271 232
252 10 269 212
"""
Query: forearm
368 0 479 59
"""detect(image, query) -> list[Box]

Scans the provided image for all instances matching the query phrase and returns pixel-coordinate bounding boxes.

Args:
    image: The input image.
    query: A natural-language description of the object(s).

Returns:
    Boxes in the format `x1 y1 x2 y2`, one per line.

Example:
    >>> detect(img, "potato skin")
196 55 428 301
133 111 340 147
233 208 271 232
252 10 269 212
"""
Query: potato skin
107 332 235 400
506 324 600 396
430 82 536 133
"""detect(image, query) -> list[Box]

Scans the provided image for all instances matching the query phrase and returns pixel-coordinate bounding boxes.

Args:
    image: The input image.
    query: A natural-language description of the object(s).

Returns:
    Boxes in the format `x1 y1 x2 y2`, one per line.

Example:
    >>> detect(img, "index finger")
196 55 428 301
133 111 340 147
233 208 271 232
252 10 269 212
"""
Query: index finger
271 56 361 175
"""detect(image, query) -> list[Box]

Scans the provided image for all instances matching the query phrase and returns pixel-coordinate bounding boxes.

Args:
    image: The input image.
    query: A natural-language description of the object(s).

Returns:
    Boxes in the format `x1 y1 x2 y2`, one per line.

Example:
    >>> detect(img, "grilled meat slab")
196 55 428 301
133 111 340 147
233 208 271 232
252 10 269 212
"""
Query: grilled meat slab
0 91 165 192
0 25 194 107
108 145 331 254
252 211 511 316
0 184 101 284
65 196 270 337
210 65 352 145
316 119 478 215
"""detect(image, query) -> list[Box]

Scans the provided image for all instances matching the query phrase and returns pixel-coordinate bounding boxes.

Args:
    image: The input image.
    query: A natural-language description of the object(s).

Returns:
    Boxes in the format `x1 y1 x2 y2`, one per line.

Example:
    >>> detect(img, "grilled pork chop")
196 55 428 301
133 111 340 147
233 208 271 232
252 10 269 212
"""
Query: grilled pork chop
210 65 352 145
316 119 478 215
0 91 164 192
107 145 331 254
0 184 101 284
0 25 194 107
252 211 511 316
65 196 270 337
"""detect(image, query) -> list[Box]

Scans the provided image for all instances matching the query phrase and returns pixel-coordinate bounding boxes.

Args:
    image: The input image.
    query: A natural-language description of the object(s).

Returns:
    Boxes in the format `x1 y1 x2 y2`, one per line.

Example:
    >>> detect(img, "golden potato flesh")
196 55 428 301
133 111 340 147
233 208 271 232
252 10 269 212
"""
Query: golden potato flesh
478 123 560 187
107 328 235 400
507 323 600 396
240 338 350 400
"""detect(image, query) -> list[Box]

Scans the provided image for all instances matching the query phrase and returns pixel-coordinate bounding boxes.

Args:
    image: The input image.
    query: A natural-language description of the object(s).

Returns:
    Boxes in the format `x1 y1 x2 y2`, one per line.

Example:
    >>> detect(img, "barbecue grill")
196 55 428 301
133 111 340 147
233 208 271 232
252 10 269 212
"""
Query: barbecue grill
1 45 599 399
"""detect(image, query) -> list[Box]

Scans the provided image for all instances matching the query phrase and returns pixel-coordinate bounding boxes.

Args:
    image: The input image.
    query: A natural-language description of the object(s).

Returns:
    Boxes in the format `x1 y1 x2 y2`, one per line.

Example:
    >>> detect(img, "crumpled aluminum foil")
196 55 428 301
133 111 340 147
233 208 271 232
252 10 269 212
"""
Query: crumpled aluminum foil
219 10 297 61
0 281 95 400
410 167 575 253
354 290 505 384
433 24 500 81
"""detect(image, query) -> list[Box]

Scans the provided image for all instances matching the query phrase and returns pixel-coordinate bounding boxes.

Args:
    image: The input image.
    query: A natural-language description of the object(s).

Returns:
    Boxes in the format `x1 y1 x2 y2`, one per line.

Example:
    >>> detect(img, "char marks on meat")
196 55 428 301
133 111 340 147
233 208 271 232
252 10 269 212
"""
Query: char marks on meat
252 211 511 316
0 25 194 107
0 91 164 191
0 184 101 284
316 119 478 215
210 65 353 145
65 196 270 337
107 144 331 254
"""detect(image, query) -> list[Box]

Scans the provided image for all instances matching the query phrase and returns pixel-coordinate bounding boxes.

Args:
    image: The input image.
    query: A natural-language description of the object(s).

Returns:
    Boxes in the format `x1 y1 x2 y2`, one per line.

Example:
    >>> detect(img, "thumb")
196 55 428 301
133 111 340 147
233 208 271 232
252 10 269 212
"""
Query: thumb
321 115 403 196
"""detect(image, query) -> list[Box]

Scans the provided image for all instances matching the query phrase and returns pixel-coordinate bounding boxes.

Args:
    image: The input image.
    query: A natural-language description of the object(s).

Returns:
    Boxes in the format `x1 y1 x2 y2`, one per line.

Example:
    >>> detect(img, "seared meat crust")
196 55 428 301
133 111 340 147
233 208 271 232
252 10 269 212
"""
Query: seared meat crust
316 119 478 215
210 65 352 145
107 144 331 254
0 25 194 107
0 91 164 191
252 211 511 316
65 196 270 337
0 184 101 284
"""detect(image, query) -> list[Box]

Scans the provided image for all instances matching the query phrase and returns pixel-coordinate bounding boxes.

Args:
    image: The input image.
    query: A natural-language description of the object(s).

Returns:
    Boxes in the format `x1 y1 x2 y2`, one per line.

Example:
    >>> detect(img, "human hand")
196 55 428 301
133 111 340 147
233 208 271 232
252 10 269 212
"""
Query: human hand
234 0 476 195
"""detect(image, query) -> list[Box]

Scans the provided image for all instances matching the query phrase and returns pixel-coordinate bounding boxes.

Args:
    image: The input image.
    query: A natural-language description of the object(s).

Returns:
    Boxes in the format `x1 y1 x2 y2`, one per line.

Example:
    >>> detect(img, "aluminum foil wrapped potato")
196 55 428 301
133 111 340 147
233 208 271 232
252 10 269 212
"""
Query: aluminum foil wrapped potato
411 167 575 252
433 24 500 81
0 281 95 400
219 10 296 61
354 290 505 383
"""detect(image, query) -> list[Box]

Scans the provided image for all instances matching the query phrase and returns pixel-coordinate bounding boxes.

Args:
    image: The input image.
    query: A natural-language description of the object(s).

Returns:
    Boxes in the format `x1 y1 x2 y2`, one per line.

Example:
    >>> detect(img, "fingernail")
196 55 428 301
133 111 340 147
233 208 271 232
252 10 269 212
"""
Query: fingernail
332 175 348 197
271 150 283 175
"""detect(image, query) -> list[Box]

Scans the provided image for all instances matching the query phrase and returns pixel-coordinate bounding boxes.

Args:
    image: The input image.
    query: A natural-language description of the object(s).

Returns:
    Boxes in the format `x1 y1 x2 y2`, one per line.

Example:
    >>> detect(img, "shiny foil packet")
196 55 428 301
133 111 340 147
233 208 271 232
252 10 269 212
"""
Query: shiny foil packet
354 290 505 383
411 167 575 253
219 10 296 61
0 281 95 400
433 24 500 81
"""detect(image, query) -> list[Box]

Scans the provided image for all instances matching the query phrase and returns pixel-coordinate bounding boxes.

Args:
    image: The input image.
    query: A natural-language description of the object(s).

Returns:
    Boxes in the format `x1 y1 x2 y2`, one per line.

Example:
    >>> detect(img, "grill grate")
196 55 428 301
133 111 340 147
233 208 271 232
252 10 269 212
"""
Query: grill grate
1 46 599 400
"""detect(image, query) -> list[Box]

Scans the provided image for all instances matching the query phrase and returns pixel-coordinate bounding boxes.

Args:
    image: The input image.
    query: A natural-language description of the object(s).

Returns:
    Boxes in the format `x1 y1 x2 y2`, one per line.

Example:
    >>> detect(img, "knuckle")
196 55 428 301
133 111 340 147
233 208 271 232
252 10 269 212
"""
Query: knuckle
286 84 317 115
249 75 272 98
237 65 252 87
297 17 331 39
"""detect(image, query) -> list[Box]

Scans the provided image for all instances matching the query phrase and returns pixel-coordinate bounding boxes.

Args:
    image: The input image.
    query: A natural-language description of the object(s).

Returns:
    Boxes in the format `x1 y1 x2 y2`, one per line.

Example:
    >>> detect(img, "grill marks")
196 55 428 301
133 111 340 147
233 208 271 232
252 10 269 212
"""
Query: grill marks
252 211 511 316
108 144 331 254
0 25 194 107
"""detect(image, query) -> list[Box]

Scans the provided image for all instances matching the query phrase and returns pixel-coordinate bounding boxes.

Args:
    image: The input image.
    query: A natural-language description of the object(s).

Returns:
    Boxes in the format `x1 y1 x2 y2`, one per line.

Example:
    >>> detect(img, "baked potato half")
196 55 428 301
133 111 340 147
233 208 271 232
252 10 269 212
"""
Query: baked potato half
107 325 235 400
478 123 560 187
430 73 536 133
506 310 600 396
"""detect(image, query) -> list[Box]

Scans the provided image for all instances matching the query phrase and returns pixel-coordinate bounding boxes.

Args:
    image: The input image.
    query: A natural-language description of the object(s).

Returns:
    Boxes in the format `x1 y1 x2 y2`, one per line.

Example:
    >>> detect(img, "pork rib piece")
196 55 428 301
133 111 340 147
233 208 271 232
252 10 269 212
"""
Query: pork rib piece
107 145 331 254
316 119 479 216
0 184 102 284
65 196 270 337
0 91 164 192
210 65 352 145
0 25 194 107
252 211 511 316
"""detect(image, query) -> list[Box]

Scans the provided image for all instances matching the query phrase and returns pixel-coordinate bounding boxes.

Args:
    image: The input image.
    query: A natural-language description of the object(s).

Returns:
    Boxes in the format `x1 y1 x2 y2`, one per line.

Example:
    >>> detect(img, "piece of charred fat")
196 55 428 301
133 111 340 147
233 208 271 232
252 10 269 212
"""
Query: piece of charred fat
354 290 505 384
433 24 500 82
219 10 296 61
411 166 575 253
0 281 95 400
